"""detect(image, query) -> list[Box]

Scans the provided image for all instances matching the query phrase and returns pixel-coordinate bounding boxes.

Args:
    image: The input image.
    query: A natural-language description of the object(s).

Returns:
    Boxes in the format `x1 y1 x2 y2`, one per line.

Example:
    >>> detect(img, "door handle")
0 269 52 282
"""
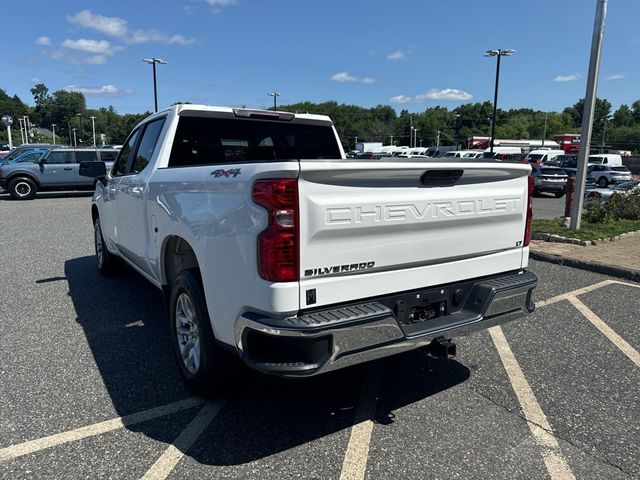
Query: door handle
64 167 73 171
130 184 144 197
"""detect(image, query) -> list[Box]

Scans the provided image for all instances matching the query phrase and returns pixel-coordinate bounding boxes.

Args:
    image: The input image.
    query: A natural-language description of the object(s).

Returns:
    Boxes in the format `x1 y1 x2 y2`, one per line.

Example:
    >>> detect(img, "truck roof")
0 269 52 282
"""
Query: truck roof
154 104 333 126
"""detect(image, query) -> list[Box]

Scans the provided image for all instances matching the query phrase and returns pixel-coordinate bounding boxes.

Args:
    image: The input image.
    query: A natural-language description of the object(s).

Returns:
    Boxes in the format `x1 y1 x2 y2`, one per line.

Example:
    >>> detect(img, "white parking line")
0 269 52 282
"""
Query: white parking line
0 397 205 463
339 365 382 480
489 326 575 480
141 400 224 480
567 295 640 368
536 279 640 309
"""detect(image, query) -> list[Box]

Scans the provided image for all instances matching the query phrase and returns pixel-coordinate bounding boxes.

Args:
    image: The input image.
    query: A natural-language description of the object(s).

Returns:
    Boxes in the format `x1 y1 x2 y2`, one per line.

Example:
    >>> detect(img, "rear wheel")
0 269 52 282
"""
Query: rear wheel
8 177 37 200
597 176 609 188
169 269 238 395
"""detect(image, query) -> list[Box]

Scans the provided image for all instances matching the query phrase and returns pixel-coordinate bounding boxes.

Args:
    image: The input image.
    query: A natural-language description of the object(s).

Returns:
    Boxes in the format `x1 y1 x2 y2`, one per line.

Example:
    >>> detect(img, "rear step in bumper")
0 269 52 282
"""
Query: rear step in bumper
235 270 537 377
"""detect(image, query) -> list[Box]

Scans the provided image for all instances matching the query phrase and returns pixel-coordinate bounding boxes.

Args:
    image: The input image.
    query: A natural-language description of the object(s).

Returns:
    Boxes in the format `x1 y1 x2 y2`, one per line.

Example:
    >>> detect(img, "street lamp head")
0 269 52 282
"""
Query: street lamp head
500 49 516 56
143 58 167 65
485 49 515 57
268 92 281 97
484 50 499 57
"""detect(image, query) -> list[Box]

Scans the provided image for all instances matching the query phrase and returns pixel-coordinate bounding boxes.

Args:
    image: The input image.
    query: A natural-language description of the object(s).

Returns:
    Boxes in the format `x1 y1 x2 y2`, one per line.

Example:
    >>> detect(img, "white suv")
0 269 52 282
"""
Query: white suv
588 164 632 188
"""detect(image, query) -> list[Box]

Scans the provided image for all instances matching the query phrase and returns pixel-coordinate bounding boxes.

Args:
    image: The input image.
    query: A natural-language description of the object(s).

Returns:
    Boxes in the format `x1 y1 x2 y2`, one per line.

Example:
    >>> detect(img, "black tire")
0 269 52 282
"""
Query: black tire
169 269 238 395
597 176 608 188
94 217 119 275
554 191 565 198
8 177 37 200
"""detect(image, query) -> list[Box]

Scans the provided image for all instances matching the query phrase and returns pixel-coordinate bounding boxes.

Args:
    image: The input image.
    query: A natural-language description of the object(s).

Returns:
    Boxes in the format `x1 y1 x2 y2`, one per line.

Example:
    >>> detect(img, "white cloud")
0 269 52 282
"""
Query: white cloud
46 49 108 65
127 29 197 45
390 88 472 104
421 88 472 101
63 84 132 96
67 10 128 38
387 50 406 61
389 95 412 104
61 39 119 56
66 10 197 46
628 38 639 45
331 72 357 82
29 77 41 84
553 73 581 82
605 73 626 81
330 72 376 84
205 0 237 5
35 36 51 46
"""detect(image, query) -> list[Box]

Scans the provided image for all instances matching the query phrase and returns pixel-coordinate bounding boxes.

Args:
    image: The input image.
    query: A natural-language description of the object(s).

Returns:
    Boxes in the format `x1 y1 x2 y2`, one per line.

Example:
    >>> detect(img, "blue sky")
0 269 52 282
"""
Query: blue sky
4 0 639 114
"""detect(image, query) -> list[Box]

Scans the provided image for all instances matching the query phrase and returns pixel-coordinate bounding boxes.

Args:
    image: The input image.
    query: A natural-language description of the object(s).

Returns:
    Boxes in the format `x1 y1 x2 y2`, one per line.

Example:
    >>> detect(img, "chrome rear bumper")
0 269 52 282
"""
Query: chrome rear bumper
235 270 537 377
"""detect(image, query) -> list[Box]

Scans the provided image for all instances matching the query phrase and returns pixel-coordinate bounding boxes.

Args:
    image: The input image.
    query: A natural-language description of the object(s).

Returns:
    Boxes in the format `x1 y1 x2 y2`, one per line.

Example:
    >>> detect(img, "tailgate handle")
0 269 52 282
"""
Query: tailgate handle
421 169 463 187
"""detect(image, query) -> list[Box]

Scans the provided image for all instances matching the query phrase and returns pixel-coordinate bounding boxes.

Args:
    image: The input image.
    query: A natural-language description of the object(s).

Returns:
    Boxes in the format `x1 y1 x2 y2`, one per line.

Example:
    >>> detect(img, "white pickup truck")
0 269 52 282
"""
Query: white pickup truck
81 104 537 392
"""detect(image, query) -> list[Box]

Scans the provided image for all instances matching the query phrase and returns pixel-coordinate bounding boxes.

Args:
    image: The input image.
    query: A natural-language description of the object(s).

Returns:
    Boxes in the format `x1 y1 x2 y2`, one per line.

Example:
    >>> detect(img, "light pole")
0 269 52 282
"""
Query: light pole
541 112 548 148
51 124 56 144
143 58 167 113
89 116 97 147
413 129 419 148
354 135 358 150
484 49 515 155
2 115 13 149
570 0 608 231
436 130 441 147
23 116 30 143
72 128 77 147
76 113 83 145
600 115 611 153
18 118 25 144
268 92 281 110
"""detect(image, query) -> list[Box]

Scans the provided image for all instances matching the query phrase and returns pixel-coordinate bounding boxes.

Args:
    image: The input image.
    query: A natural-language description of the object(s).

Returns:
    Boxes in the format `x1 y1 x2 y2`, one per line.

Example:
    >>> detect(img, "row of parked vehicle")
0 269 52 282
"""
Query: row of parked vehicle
0 144 119 200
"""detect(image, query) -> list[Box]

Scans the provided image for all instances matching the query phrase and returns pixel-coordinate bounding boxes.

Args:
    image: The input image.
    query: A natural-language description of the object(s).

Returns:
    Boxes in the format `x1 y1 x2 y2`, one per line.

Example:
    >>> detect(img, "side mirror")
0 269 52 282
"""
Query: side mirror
79 161 107 179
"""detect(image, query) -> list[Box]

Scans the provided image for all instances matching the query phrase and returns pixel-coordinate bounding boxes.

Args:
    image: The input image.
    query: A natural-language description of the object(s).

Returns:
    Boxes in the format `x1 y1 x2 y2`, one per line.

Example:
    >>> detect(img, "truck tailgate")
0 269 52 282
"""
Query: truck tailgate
297 160 531 308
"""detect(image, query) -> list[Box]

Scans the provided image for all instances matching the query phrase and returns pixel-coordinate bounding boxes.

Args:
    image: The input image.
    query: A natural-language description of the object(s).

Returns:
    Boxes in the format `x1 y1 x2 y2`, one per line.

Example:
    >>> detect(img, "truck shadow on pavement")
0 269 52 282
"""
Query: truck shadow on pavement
64 255 470 465
0 191 94 201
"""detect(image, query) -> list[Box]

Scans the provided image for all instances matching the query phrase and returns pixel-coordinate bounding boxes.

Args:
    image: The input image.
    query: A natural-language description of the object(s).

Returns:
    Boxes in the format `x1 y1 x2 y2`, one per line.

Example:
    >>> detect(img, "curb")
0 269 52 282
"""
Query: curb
530 250 640 282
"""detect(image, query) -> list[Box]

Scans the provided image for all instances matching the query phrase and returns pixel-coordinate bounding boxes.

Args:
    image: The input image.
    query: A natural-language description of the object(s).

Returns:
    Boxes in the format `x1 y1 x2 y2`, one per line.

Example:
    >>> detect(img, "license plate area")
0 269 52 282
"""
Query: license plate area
396 288 450 326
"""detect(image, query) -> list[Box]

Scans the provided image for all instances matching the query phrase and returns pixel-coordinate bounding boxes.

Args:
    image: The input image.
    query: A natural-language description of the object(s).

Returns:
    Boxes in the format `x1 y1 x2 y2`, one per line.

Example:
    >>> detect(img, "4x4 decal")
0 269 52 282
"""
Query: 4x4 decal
211 168 241 178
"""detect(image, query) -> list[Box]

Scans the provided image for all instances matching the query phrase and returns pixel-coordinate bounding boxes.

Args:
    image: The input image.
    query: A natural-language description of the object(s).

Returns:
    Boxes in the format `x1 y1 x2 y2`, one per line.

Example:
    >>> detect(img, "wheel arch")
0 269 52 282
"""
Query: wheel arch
8 173 40 186
161 235 202 289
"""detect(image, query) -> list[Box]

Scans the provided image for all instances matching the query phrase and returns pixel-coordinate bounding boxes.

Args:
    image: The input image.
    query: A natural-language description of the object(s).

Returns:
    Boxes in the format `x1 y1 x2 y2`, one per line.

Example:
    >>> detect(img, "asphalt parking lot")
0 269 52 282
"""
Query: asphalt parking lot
1 192 638 480
533 193 566 219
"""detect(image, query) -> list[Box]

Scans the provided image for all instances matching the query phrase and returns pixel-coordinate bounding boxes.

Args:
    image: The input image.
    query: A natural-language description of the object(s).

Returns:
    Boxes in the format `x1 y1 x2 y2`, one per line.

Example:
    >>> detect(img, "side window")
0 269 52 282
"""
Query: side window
46 151 74 164
112 129 142 176
98 150 118 162
131 118 166 174
75 151 98 163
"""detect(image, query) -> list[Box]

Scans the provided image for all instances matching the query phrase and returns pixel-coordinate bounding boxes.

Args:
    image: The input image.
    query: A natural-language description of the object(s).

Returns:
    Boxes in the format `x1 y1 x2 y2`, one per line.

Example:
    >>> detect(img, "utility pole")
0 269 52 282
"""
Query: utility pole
51 124 56 144
1 115 13 149
76 113 83 145
143 58 167 112
354 136 358 150
414 129 419 148
72 128 77 147
570 0 608 231
600 115 610 153
18 118 24 144
541 112 548 148
389 135 394 145
89 116 97 147
268 92 281 110
409 115 413 147
23 116 30 143
436 130 441 147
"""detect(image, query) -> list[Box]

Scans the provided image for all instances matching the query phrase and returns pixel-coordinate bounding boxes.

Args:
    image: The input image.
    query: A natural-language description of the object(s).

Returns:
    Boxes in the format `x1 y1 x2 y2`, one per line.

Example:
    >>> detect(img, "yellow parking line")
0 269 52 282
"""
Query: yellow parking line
339 365 382 480
0 397 205 463
567 295 640 368
489 326 575 480
141 400 224 480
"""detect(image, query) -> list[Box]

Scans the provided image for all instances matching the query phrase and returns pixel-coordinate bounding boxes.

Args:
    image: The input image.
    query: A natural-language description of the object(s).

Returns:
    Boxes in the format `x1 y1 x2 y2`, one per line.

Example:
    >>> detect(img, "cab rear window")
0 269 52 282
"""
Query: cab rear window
168 116 341 167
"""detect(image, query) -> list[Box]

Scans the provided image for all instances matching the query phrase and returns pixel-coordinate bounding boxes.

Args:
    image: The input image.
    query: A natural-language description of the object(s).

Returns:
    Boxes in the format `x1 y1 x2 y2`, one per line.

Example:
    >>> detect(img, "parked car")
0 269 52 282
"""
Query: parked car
525 149 565 165
588 164 632 187
443 150 484 159
0 148 117 200
424 145 456 157
1 144 64 164
588 153 623 166
585 180 640 204
530 165 568 197
6 149 48 164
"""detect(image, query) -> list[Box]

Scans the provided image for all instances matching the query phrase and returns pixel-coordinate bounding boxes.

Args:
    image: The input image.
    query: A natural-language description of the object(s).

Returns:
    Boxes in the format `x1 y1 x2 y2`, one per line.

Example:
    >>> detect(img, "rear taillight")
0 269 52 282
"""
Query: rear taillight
252 179 299 282
524 175 534 247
